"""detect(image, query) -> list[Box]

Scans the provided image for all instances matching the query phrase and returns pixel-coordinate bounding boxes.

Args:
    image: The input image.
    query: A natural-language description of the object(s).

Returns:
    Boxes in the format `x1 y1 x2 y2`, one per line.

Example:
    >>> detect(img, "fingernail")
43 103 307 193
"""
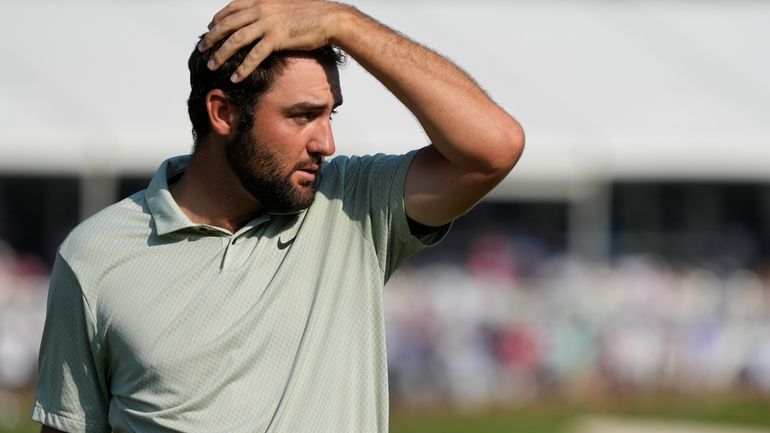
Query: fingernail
207 20 214 30
207 60 216 70
230 73 239 83
197 41 206 52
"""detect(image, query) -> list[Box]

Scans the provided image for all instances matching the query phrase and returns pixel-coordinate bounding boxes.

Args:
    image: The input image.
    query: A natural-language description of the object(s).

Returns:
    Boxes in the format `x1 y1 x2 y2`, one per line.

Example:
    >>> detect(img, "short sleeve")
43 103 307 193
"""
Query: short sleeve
336 149 451 280
32 254 111 433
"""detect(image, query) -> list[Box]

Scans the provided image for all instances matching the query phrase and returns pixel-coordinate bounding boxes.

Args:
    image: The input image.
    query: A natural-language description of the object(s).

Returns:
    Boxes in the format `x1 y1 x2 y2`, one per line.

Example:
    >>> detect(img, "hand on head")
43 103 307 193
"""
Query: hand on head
197 0 347 83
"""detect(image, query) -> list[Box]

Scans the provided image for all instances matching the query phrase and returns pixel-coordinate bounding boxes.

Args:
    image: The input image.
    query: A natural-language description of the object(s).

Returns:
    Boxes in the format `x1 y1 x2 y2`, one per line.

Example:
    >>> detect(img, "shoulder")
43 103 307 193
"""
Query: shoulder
319 152 419 191
324 153 413 173
59 191 152 271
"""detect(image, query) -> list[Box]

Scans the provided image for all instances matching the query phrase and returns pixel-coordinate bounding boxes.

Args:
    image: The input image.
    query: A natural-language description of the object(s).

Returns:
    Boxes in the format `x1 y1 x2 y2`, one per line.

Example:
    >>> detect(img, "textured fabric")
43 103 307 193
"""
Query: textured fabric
33 151 449 433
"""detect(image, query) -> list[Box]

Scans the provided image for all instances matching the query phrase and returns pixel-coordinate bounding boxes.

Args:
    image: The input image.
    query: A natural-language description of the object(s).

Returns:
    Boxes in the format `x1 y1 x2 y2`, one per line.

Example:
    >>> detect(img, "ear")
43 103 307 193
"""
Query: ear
205 89 237 137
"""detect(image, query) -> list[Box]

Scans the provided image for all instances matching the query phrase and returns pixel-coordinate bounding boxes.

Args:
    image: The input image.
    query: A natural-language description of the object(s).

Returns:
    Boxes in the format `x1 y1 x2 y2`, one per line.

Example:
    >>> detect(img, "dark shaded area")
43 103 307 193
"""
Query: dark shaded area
118 175 153 200
0 176 80 267
410 200 568 272
612 182 770 270
0 175 153 268
3 177 770 272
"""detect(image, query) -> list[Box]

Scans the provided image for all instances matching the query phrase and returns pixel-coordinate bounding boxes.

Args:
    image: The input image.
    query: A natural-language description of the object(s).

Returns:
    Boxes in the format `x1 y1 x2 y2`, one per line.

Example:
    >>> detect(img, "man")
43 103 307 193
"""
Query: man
34 1 524 432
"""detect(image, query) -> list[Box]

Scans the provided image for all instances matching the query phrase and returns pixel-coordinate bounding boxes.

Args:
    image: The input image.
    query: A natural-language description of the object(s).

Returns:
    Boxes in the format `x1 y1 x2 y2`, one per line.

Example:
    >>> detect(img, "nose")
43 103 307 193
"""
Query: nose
308 118 336 157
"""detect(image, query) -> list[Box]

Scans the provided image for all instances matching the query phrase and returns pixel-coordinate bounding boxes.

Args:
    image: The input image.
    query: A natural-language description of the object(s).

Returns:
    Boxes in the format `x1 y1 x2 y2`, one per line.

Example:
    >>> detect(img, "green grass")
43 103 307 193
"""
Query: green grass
390 393 770 433
4 392 770 433
586 392 770 429
0 423 36 433
391 407 575 433
0 390 36 433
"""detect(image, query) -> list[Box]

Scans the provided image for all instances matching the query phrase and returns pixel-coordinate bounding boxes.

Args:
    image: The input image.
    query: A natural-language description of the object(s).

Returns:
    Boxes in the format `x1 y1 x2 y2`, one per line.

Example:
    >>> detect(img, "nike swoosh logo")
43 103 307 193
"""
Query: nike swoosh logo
277 236 296 250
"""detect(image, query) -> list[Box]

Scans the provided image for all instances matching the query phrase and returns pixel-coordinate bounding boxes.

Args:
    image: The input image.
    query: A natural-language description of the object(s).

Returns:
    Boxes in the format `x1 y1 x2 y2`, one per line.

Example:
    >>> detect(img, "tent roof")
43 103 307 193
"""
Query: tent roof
2 0 769 193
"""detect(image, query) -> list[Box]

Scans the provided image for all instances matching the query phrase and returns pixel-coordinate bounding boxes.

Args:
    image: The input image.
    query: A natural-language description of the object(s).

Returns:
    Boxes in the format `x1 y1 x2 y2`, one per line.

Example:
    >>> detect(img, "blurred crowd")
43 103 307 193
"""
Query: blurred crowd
3 235 770 412
0 240 48 426
0 240 47 391
386 236 770 407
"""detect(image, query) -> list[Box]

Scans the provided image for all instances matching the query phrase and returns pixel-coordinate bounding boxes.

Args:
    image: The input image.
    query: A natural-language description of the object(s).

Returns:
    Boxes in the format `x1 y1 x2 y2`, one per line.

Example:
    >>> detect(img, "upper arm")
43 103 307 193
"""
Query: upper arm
404 142 523 227
33 254 111 432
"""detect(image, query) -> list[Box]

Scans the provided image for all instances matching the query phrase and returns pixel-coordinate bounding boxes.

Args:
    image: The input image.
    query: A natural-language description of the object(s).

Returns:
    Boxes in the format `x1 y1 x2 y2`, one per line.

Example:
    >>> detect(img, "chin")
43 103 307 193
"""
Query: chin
292 185 318 209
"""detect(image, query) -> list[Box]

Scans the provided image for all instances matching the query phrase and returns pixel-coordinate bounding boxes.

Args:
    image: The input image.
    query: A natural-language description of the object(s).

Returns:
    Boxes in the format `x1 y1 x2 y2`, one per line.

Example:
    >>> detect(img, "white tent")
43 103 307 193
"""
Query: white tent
1 0 769 195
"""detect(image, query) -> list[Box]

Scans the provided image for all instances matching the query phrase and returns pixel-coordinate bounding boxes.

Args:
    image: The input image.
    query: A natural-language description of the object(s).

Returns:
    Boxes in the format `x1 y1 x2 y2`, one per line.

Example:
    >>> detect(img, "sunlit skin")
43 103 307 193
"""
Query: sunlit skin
249 57 342 200
170 57 342 233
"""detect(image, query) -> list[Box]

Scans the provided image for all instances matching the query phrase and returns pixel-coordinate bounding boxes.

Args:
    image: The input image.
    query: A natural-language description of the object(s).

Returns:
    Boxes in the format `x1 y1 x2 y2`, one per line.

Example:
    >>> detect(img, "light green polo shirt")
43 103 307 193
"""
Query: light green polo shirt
33 151 448 433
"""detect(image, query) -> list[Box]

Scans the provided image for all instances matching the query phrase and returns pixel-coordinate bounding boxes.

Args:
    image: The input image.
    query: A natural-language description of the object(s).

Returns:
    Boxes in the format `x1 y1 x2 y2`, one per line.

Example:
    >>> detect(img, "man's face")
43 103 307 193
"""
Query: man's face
226 57 342 213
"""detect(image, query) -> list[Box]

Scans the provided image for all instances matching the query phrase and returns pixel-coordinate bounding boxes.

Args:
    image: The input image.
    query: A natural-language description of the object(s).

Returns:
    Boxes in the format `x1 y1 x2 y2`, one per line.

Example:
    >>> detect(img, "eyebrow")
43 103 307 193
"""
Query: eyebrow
283 99 343 116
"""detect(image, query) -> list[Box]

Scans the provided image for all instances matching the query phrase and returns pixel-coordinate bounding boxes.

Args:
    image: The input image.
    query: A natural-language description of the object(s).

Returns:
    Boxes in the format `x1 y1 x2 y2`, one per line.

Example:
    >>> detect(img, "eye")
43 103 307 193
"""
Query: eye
330 109 339 120
291 112 318 124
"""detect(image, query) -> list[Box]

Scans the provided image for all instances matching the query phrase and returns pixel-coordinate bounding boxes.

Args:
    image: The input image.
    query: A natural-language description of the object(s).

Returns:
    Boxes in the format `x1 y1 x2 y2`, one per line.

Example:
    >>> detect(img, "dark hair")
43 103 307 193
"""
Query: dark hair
187 37 346 149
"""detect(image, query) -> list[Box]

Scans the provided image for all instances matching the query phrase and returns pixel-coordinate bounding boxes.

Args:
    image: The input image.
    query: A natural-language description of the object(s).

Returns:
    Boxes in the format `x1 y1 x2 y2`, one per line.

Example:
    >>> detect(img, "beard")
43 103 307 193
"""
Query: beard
225 123 320 213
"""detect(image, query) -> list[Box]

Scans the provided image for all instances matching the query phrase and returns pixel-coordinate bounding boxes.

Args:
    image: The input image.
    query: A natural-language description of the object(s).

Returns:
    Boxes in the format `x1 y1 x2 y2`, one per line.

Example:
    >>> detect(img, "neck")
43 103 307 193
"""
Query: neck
170 141 263 233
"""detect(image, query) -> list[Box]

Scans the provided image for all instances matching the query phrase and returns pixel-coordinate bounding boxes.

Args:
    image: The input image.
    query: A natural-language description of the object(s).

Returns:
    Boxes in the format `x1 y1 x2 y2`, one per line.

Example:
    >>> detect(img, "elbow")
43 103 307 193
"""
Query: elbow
485 117 525 177
508 119 526 167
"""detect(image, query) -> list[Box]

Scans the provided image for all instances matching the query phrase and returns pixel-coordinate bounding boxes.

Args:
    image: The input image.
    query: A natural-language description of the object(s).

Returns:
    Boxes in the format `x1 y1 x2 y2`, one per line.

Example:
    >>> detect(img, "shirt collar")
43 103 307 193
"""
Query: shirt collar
145 155 197 236
145 155 307 237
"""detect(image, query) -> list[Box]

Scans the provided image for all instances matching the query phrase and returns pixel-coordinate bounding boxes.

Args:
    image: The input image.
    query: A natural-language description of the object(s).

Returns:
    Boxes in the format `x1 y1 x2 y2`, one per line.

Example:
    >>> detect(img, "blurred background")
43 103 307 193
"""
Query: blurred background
2 0 770 432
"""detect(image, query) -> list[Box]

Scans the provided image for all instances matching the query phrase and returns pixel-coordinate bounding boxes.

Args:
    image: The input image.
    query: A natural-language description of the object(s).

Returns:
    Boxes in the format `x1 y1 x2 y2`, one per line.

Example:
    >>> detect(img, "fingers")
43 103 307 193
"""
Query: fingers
208 0 255 31
231 39 275 83
206 21 268 72
199 7 261 53
197 0 331 82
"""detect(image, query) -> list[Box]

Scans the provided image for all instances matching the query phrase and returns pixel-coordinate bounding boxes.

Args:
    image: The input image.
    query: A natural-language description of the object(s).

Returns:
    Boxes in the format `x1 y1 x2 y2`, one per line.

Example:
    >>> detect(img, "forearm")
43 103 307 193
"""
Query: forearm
200 0 525 213
331 6 524 175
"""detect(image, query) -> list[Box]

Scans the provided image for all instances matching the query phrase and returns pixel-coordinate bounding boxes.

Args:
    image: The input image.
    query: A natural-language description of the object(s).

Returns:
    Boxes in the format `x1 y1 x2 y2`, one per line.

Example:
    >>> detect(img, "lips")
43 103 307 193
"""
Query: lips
295 163 319 175
295 166 319 184
294 159 321 184
297 167 317 176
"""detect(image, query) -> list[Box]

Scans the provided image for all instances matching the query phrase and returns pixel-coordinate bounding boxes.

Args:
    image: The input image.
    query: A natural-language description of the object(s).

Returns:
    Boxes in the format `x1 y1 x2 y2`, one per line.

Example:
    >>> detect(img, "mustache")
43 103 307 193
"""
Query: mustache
293 155 323 171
